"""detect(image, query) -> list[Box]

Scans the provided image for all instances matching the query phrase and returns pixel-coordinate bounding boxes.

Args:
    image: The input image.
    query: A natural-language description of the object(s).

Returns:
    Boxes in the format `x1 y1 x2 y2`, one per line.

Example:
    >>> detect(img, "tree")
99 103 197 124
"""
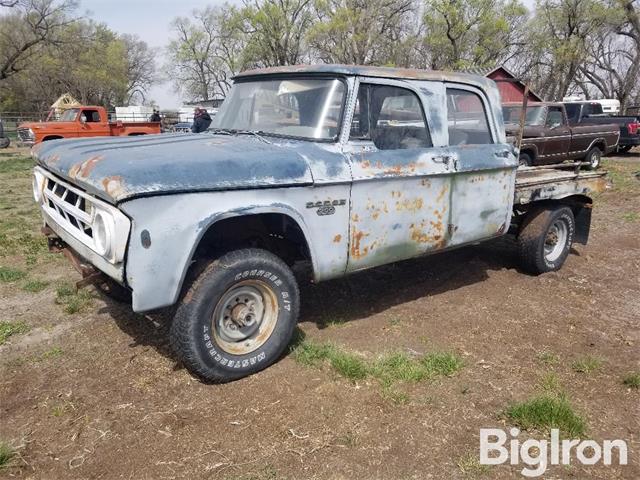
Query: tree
166 5 244 101
0 19 156 111
306 0 417 65
422 0 528 70
0 0 78 81
236 0 315 67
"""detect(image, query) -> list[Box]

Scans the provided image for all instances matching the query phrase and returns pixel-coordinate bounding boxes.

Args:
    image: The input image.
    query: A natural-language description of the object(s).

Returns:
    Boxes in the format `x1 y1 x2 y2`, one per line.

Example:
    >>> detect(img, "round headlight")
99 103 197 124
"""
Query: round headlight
32 171 44 203
93 210 113 256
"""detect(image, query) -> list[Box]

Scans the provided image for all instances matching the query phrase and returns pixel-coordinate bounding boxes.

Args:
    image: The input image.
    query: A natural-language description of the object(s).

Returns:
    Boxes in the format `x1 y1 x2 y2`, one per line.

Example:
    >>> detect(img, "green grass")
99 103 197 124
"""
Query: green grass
537 350 560 366
0 442 14 469
0 156 32 174
22 279 49 293
0 321 29 345
537 372 562 394
292 340 463 387
572 355 603 374
622 212 639 222
622 372 640 389
457 452 490 477
38 346 63 361
0 266 26 283
505 394 586 438
55 282 93 314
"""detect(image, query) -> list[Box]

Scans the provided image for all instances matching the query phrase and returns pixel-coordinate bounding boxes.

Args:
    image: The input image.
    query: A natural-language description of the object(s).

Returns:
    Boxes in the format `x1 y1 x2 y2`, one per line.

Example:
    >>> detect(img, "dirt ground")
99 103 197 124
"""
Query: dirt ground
0 146 639 479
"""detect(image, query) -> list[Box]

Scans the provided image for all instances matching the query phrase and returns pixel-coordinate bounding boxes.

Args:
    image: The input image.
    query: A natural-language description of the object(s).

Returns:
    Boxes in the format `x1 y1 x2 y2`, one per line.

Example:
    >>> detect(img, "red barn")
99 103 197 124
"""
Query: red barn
465 66 543 103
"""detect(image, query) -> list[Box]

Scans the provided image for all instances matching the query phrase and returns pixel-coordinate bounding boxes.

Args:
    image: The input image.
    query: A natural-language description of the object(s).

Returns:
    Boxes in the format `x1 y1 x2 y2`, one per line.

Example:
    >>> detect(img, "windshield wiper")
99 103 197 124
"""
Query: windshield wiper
208 128 234 135
231 129 273 144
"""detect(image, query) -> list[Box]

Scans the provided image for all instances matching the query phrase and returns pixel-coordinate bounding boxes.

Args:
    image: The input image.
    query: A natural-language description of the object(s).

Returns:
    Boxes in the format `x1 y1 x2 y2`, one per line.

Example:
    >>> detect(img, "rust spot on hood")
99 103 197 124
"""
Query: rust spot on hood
69 155 105 180
333 234 342 243
102 175 127 199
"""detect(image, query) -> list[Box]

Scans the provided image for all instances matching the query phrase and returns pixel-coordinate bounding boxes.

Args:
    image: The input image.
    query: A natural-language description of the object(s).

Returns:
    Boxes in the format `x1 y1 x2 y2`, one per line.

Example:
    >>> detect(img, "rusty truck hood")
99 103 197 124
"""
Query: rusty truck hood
33 133 318 204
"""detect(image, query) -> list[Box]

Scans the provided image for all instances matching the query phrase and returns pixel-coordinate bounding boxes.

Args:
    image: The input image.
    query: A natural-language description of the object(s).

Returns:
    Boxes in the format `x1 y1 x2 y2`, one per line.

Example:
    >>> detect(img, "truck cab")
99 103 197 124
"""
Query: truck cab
31 65 605 383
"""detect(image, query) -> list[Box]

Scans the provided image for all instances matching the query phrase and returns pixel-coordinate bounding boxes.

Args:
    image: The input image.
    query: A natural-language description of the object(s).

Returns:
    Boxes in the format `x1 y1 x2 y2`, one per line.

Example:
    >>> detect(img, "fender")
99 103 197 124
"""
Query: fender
119 184 351 312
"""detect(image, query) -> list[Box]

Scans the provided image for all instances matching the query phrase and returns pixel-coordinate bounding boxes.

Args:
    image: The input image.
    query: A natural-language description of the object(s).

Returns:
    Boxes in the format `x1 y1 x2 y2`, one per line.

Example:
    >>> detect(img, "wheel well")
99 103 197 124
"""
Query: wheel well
42 135 63 141
512 195 593 244
590 140 605 152
519 148 535 160
192 213 312 268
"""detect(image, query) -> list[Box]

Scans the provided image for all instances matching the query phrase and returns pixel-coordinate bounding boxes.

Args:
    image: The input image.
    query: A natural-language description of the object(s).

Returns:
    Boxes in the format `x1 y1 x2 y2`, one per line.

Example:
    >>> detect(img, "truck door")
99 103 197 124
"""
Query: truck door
345 78 453 272
540 106 571 163
444 84 518 246
78 109 110 138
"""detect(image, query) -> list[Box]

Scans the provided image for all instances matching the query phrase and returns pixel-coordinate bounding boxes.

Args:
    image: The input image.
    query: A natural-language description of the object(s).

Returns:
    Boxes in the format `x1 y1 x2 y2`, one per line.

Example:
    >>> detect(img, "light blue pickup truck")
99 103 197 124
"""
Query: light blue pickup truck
31 65 606 382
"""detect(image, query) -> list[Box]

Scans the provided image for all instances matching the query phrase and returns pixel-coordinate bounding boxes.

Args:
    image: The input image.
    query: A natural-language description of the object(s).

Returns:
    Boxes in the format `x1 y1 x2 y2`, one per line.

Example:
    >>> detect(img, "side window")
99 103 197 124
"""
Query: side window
446 88 492 145
546 107 564 128
81 110 101 123
349 84 432 150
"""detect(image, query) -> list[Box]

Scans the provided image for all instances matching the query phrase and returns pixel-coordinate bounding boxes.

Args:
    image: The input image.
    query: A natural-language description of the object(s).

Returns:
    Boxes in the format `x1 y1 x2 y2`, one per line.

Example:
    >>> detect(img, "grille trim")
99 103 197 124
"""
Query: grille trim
17 127 34 142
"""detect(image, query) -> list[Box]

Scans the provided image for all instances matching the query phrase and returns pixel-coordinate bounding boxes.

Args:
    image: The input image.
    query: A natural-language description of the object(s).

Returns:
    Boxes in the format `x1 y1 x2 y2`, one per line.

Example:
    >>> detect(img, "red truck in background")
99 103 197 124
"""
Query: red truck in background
17 106 161 146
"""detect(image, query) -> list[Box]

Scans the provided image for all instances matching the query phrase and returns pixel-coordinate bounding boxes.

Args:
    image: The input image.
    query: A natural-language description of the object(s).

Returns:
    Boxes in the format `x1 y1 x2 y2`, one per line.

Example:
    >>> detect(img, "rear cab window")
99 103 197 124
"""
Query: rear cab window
446 88 493 145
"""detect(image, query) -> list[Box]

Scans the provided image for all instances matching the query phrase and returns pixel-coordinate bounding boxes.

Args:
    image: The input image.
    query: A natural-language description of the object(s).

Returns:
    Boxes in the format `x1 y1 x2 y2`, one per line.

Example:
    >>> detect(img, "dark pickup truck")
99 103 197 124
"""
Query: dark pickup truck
503 102 619 168
564 101 640 153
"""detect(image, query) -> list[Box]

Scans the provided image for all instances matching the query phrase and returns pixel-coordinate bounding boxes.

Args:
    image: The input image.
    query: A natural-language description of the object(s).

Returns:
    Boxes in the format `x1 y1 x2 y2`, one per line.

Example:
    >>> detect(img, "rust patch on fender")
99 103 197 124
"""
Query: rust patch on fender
333 234 342 243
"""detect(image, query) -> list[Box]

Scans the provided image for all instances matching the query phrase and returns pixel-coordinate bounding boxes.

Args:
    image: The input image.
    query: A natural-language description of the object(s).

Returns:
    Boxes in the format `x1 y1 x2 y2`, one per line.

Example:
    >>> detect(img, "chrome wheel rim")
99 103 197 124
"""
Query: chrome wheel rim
544 219 568 262
212 280 278 355
590 150 600 168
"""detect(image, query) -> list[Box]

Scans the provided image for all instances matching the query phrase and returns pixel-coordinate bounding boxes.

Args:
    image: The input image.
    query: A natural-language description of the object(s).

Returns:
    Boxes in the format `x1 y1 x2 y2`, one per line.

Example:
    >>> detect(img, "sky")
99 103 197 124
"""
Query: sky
81 0 537 110
81 0 224 109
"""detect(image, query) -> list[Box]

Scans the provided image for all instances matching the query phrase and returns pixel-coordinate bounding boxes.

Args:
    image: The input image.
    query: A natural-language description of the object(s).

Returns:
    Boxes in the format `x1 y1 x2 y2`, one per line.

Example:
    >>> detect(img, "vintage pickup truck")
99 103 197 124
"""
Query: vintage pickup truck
563 101 640 154
17 106 161 146
502 101 619 167
31 65 606 382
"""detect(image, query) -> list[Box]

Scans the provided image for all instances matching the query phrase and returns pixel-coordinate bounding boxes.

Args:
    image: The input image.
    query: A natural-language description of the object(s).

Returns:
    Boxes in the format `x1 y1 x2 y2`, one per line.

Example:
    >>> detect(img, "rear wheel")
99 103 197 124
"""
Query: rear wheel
519 152 532 167
585 147 602 169
170 248 299 383
518 206 575 274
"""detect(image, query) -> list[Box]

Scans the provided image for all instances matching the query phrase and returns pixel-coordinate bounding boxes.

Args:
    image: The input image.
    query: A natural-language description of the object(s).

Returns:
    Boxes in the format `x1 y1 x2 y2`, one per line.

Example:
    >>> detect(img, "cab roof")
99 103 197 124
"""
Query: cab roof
234 64 494 90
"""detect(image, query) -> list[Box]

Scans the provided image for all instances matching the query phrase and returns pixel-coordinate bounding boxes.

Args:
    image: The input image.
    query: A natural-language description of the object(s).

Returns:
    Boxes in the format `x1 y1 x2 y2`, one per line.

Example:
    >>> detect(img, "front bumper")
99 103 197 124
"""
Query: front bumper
41 210 125 283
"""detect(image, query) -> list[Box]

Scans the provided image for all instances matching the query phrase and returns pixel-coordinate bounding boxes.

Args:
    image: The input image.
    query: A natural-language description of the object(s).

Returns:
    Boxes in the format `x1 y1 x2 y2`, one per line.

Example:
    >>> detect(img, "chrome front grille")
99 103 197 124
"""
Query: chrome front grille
42 174 95 246
17 128 34 142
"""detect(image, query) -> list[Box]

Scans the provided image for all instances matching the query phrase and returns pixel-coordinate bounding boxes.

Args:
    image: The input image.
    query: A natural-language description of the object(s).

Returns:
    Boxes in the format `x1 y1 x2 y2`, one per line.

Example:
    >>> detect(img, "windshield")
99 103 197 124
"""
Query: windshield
502 106 546 126
212 78 346 140
58 109 79 122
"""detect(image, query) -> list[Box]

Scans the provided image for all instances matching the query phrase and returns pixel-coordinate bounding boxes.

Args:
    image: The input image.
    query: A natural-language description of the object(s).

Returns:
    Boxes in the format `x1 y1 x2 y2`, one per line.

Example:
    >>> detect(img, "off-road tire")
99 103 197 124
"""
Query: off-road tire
519 152 532 167
96 278 132 304
0 137 9 149
518 206 575 274
585 147 602 169
170 248 300 383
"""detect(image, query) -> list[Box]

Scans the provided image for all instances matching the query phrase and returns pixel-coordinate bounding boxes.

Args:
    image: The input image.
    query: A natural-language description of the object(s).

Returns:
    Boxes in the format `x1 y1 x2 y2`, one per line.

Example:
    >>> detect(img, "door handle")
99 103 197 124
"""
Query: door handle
494 150 512 158
432 155 452 164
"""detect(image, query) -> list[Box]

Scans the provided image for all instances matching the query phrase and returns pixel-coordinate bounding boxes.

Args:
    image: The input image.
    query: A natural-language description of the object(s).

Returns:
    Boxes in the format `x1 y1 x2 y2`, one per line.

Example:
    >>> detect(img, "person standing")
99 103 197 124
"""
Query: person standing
191 107 212 133
149 109 161 122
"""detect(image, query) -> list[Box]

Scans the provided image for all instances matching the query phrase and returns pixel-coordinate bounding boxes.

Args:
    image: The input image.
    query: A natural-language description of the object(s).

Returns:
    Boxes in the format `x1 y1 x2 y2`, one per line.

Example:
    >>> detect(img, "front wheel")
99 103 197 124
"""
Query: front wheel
517 206 575 274
585 147 602 169
0 137 9 149
170 248 300 383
